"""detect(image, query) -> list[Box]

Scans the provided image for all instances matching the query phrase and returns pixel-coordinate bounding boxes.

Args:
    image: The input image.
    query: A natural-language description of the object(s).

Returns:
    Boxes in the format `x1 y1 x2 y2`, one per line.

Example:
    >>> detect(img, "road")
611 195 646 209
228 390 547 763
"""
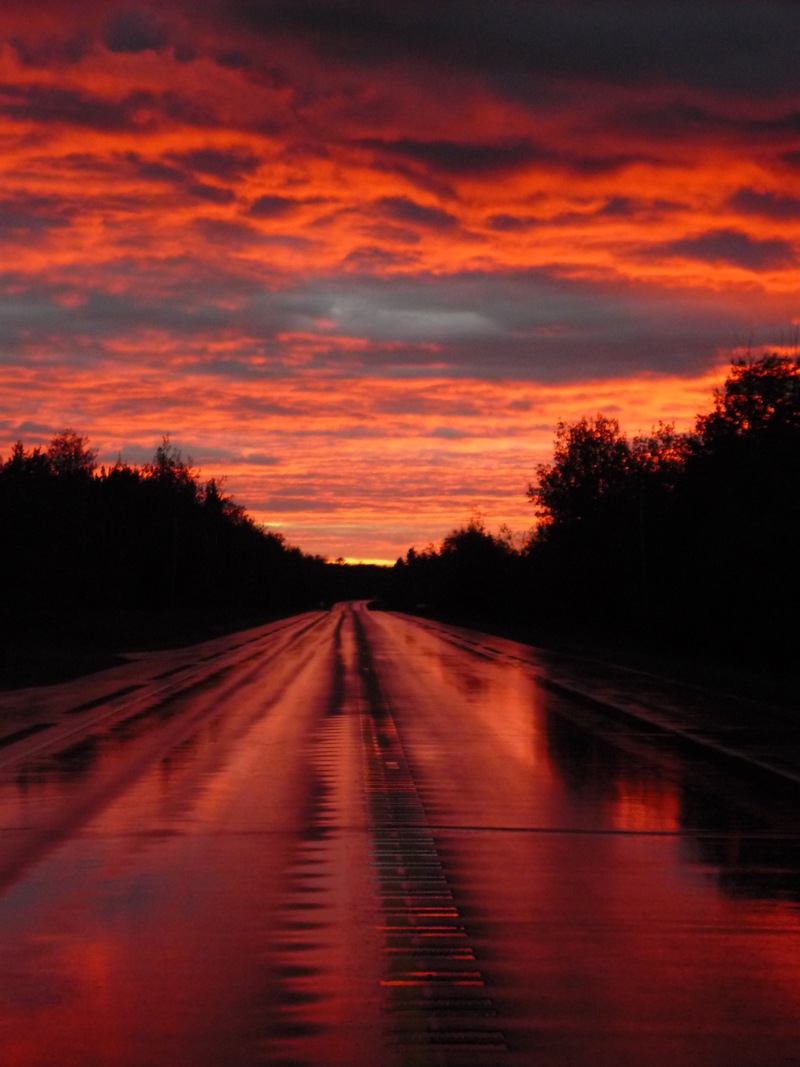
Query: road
0 602 799 1066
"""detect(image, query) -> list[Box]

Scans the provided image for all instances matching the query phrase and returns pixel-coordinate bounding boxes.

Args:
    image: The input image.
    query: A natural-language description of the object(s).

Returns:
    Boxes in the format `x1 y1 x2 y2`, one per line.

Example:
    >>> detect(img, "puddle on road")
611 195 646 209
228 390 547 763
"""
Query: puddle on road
2 605 800 1067
0 610 385 1067
365 612 800 1066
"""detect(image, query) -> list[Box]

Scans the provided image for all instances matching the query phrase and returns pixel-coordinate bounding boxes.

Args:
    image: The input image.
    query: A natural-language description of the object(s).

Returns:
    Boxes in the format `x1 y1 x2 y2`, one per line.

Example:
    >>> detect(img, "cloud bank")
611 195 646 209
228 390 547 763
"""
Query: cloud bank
1 1 798 558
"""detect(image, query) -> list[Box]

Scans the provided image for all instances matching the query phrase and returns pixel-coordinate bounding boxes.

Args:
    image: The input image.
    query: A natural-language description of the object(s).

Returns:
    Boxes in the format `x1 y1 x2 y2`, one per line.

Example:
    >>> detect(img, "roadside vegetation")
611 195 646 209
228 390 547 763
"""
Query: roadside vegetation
3 353 797 688
386 354 800 679
0 435 372 686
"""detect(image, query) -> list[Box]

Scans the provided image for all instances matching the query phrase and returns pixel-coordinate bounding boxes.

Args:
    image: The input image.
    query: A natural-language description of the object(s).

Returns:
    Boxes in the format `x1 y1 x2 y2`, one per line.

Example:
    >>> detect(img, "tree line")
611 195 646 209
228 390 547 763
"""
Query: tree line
0 433 344 683
386 355 800 672
3 353 797 682
0 432 335 618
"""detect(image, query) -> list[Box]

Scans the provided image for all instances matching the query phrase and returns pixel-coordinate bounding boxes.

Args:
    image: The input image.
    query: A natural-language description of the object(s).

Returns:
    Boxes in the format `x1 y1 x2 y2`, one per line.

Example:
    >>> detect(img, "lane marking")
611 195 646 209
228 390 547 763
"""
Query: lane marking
355 611 510 1065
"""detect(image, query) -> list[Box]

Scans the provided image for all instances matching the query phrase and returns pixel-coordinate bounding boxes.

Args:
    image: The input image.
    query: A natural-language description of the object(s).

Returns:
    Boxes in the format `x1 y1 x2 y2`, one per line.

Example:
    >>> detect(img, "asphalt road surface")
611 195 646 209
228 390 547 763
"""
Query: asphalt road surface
0 602 799 1067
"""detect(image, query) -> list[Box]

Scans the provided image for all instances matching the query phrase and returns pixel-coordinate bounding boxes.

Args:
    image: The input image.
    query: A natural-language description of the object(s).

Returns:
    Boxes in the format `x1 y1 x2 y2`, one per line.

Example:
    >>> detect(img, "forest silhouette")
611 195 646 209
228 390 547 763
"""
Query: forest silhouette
2 354 798 686
0 434 378 685
386 354 800 675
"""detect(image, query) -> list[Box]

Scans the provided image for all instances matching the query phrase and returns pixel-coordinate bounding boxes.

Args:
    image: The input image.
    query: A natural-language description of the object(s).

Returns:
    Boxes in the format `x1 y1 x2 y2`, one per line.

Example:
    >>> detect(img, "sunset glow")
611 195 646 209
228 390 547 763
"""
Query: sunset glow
2 2 799 560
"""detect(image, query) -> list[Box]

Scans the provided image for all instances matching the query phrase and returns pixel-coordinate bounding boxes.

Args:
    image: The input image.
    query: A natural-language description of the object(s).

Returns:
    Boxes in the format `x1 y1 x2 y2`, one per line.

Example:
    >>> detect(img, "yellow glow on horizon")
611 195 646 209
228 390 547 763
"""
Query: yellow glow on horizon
340 558 394 567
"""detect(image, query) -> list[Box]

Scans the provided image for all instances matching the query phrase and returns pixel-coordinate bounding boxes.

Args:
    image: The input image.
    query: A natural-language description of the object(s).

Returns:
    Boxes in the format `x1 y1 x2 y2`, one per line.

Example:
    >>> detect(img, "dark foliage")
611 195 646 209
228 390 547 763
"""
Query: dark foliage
385 517 517 622
676 355 800 663
385 355 800 673
0 432 330 619
0 431 354 684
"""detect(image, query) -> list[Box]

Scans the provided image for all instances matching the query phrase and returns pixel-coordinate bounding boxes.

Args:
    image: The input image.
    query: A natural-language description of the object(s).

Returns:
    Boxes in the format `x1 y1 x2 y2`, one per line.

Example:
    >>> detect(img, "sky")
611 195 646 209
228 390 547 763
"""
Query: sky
2 1 799 562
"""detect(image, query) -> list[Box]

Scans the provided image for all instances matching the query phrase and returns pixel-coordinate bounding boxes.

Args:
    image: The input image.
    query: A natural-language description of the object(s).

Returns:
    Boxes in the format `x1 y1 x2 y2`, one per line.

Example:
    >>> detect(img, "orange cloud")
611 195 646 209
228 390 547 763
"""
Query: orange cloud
2 3 799 560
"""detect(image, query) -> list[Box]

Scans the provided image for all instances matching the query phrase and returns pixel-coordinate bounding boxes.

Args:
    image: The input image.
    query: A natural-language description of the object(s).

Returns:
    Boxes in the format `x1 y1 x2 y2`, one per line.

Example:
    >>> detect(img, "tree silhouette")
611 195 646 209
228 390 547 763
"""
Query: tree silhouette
528 414 631 533
145 436 198 489
0 432 343 686
697 355 800 446
679 355 800 661
47 429 97 479
521 355 800 662
386 353 800 672
438 516 515 618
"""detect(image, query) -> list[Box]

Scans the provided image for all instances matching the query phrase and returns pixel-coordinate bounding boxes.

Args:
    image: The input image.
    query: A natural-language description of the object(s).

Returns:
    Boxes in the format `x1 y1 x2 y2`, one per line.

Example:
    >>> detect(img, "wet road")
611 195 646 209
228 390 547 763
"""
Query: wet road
1 603 800 1066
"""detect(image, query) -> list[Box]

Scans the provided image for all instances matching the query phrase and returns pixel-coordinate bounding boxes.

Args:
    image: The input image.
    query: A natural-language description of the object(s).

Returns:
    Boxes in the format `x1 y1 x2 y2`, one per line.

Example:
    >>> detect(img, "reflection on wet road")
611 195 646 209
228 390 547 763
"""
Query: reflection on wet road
1 603 799 1065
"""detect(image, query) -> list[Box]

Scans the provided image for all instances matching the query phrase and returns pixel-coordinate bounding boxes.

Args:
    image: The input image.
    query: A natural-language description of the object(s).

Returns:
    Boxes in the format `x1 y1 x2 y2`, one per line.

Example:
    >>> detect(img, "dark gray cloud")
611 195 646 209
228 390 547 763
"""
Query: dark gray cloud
228 397 307 418
747 110 800 134
1 259 793 385
184 359 278 381
486 196 682 232
124 154 186 184
339 245 420 271
598 197 637 218
0 196 73 237
191 217 265 247
168 146 262 181
660 228 796 270
168 446 283 467
238 452 282 466
262 496 327 513
240 268 789 381
623 100 800 145
0 265 267 361
248 195 303 219
374 196 458 231
0 83 149 130
486 214 540 233
358 222 421 246
103 10 169 54
187 183 236 204
361 139 550 177
12 420 54 437
214 49 256 72
115 153 235 202
728 188 800 221
11 32 92 68
0 83 216 131
360 138 647 179
225 1 800 97
431 426 470 440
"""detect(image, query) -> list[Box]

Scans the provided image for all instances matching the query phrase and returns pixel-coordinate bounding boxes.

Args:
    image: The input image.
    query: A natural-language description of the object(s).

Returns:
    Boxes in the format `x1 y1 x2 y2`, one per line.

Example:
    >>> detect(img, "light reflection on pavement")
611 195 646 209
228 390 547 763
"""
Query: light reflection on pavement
0 603 798 1065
